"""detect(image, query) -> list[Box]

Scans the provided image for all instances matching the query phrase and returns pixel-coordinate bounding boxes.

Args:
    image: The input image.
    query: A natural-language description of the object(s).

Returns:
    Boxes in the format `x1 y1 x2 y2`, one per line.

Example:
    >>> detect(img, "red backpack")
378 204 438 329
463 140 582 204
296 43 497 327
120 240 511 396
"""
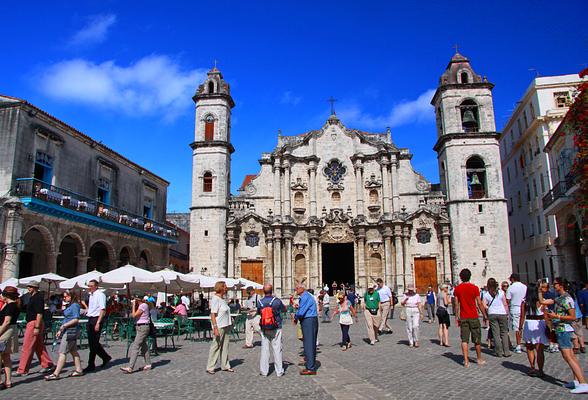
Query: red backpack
259 297 277 330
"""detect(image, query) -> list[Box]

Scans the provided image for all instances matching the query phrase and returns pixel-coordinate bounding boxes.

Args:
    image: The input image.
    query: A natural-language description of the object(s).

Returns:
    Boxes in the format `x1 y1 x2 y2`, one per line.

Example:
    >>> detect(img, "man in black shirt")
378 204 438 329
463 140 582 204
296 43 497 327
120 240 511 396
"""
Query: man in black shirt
15 281 54 376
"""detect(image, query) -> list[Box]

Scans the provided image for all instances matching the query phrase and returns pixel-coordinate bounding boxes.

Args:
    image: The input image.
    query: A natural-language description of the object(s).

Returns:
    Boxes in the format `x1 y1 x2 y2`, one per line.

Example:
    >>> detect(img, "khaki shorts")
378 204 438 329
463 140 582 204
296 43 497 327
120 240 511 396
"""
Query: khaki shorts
58 331 80 354
460 318 481 344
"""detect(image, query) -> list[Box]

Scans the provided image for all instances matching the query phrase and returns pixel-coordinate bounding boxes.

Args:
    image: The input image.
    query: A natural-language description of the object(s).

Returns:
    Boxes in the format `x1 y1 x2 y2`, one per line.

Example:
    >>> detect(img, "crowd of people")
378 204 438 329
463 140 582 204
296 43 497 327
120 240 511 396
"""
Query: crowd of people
0 271 587 394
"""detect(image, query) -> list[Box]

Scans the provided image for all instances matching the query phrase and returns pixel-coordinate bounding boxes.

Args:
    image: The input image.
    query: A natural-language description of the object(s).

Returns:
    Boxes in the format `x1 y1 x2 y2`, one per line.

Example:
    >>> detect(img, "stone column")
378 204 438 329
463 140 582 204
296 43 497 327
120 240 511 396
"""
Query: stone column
354 162 365 216
442 228 451 284
381 158 391 215
310 232 319 289
383 231 393 287
1 202 23 279
273 229 282 296
265 232 274 284
76 256 89 276
273 160 282 216
356 229 367 291
390 156 400 212
227 235 235 278
283 160 291 217
309 162 317 217
353 241 359 288
403 226 411 287
283 230 293 294
394 226 403 291
317 242 323 291
47 251 58 274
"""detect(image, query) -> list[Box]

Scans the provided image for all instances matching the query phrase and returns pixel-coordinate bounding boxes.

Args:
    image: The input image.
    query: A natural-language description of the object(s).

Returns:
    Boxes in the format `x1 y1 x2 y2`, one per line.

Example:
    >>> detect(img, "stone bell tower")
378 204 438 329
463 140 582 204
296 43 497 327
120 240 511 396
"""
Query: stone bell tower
432 51 512 285
189 67 235 276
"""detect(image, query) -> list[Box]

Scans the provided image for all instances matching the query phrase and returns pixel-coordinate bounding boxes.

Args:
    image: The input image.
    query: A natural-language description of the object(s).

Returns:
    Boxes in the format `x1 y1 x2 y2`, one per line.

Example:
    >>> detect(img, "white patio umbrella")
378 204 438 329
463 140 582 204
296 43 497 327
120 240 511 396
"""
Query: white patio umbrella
98 264 165 295
59 270 103 290
0 278 26 295
18 272 67 293
239 278 263 290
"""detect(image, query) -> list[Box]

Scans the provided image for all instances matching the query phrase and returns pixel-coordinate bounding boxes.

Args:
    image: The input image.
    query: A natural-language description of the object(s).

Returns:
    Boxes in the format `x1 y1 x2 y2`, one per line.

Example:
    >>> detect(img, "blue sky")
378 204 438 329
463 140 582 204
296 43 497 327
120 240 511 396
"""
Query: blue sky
2 1 587 213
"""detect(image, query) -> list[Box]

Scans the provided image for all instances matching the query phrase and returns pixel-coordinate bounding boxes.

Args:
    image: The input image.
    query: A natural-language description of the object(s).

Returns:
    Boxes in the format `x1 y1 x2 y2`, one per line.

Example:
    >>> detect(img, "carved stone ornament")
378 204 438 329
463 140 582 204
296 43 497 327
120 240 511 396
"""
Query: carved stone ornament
245 183 257 195
327 182 344 191
323 224 350 242
291 177 308 191
365 174 382 189
323 159 347 184
416 228 431 244
324 208 350 224
416 180 428 192
245 232 260 247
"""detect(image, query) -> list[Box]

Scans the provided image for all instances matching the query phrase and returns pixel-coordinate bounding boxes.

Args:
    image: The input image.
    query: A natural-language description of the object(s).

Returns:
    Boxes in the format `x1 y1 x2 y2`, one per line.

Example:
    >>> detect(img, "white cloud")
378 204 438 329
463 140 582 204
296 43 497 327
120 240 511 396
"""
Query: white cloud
39 55 207 120
338 89 436 129
280 91 302 106
69 14 117 46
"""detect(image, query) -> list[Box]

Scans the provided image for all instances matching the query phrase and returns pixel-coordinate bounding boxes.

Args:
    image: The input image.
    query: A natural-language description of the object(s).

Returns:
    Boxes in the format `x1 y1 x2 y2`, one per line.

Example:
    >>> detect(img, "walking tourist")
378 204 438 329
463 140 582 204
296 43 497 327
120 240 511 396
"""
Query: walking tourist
330 292 357 350
539 279 559 353
506 273 527 354
425 286 436 323
257 284 286 376
15 281 54 376
401 284 423 348
545 277 588 394
244 287 261 349
363 286 381 345
206 281 234 374
121 295 153 374
519 283 548 377
45 291 83 380
0 286 20 388
376 278 393 334
294 282 318 375
482 278 510 357
321 290 330 322
84 279 111 372
436 284 451 347
454 268 487 367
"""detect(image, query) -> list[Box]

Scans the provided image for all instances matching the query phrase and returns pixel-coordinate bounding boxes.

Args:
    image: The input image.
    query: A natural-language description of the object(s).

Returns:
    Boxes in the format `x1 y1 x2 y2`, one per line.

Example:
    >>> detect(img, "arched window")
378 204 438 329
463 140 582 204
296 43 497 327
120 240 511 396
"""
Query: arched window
203 172 213 192
294 191 304 208
331 191 341 204
204 115 215 141
208 81 215 94
461 72 469 84
460 100 479 133
369 190 379 204
466 156 487 199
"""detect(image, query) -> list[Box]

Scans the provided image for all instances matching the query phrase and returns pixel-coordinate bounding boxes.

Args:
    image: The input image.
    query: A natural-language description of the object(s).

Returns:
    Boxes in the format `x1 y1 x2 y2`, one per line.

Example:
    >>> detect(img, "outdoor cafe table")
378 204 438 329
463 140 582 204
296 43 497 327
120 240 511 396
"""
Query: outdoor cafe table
188 314 240 320
153 321 175 349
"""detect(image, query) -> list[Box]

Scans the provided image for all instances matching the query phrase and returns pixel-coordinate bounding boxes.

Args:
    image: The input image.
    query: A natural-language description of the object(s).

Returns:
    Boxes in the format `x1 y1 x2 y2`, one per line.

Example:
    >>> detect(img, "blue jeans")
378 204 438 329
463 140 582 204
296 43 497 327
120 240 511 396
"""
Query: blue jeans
300 317 319 371
556 330 573 349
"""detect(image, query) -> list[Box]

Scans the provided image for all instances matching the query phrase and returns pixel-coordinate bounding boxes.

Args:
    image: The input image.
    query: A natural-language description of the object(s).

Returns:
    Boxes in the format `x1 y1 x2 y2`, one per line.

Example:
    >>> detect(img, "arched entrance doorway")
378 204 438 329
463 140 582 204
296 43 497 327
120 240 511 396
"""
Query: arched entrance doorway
57 235 83 278
139 250 151 269
88 242 112 273
119 247 134 267
19 226 54 278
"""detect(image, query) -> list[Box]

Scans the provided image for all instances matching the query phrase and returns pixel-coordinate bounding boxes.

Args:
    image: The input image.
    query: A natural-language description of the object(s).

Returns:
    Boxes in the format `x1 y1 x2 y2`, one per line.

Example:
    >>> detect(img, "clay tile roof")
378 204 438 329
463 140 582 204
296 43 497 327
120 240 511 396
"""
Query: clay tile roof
240 174 257 190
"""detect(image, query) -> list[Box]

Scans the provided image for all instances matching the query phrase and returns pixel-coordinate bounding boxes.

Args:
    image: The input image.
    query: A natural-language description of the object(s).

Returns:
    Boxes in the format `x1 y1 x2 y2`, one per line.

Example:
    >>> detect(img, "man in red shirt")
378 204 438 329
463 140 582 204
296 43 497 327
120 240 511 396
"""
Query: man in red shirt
453 268 487 367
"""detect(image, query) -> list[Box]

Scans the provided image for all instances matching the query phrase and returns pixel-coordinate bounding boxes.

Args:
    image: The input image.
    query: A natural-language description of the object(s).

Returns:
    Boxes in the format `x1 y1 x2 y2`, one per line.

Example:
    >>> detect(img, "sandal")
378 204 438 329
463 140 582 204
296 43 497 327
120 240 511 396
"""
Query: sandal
222 368 235 372
44 374 60 381
120 367 133 374
206 369 216 374
69 371 84 377
142 365 152 371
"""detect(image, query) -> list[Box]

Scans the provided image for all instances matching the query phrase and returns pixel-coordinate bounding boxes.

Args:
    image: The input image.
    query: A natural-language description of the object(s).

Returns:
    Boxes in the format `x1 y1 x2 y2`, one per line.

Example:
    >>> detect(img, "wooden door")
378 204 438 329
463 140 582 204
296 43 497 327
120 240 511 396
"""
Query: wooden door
414 257 437 294
241 260 264 295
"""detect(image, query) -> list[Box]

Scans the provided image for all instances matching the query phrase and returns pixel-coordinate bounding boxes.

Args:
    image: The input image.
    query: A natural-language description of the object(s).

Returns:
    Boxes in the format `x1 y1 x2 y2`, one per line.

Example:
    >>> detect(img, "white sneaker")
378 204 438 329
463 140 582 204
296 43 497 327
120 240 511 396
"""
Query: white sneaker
514 346 522 354
570 383 588 394
370 340 376 345
564 380 579 389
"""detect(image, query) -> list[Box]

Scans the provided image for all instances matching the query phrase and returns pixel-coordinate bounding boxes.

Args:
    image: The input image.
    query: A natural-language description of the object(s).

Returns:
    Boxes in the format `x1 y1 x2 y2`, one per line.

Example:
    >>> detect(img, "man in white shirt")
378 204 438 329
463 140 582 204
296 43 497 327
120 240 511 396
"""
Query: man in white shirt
376 278 393 334
506 273 527 353
243 287 261 348
84 280 111 372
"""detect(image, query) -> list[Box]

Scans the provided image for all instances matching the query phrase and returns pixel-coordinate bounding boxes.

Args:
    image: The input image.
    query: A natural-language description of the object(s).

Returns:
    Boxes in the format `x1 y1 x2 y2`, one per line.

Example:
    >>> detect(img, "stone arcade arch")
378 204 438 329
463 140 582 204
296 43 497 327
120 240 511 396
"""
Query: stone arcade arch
119 246 136 267
19 225 55 277
88 240 115 273
139 249 152 269
57 233 86 278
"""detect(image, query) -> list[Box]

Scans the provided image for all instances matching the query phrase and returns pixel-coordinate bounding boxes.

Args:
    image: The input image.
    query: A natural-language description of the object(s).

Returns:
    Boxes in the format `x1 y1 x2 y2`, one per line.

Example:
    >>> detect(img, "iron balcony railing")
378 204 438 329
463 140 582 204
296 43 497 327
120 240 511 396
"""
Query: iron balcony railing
13 178 178 240
542 180 568 210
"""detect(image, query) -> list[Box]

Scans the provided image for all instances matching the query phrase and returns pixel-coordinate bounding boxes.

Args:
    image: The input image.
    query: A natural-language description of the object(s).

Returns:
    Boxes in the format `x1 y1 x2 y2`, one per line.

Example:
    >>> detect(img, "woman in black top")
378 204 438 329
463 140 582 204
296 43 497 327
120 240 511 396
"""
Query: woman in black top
0 286 20 389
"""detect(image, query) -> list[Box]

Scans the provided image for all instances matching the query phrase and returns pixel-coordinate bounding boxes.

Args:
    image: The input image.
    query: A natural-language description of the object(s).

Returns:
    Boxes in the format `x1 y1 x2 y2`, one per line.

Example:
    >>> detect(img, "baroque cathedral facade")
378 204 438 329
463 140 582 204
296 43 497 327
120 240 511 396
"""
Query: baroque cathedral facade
189 53 512 296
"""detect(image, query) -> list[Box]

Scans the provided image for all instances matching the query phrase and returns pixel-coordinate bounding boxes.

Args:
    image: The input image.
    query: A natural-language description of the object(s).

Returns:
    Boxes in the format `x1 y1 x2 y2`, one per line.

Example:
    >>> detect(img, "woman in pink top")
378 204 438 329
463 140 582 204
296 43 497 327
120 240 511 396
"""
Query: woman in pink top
173 302 188 320
120 296 152 373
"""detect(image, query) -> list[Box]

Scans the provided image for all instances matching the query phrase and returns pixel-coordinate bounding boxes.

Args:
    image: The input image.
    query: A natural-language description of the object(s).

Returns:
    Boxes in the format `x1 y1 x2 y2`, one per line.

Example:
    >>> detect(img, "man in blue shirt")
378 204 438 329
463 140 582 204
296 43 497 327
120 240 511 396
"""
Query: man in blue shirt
294 283 318 375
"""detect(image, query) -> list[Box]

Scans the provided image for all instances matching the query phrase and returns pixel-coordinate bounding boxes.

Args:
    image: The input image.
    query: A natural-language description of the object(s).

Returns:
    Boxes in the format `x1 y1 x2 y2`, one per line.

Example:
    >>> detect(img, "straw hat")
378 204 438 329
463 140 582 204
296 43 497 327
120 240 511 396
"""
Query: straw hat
406 283 415 292
26 280 40 288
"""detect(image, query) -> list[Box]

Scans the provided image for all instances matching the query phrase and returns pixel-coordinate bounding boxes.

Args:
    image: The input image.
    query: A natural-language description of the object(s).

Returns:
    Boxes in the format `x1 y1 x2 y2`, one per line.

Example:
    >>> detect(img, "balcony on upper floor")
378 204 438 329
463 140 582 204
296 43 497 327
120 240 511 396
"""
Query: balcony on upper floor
542 170 580 216
12 178 178 244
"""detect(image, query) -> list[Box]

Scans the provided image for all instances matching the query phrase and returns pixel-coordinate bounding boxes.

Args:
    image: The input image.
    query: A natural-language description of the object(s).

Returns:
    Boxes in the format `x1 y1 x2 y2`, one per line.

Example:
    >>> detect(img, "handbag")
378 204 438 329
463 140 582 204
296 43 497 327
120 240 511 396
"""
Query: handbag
66 328 79 341
340 312 353 325
399 307 407 321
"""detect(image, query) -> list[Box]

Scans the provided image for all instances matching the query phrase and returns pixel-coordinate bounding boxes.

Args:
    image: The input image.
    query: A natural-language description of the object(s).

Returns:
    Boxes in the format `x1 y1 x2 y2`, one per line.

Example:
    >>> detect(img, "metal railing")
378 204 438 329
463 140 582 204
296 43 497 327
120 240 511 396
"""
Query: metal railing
13 178 178 239
542 180 568 210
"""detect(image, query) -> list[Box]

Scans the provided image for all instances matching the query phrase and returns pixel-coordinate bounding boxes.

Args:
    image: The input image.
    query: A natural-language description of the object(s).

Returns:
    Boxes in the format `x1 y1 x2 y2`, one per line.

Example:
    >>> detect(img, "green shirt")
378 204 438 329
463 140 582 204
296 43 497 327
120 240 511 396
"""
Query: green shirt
364 291 381 310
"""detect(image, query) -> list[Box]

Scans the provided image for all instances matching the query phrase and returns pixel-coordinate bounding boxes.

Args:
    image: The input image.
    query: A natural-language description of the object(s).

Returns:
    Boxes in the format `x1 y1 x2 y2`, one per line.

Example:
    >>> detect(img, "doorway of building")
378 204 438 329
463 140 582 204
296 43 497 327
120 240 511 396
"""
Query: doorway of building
321 243 354 294
241 260 264 295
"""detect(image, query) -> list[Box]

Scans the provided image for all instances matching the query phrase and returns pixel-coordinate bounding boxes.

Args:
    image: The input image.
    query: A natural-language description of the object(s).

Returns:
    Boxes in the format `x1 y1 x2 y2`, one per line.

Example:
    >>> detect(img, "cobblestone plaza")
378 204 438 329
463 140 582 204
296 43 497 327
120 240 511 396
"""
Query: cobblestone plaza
6 314 586 399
